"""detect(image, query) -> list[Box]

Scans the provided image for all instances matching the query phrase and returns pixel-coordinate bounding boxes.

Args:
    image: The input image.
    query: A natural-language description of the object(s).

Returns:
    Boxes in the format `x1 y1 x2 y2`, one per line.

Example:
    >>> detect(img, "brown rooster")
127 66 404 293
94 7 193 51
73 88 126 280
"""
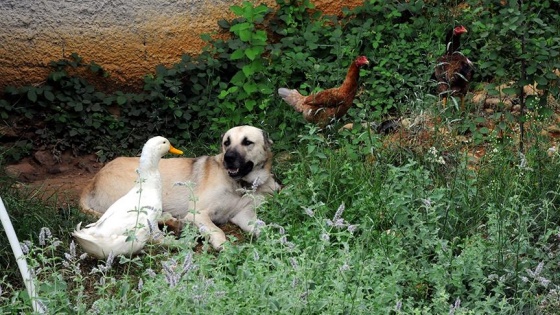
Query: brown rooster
278 56 370 126
434 25 474 109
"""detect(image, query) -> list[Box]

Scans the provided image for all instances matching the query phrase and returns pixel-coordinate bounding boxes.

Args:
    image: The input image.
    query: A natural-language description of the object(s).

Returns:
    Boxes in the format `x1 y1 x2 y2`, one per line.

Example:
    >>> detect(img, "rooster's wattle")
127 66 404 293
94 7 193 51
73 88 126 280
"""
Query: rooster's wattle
278 56 370 126
433 25 475 109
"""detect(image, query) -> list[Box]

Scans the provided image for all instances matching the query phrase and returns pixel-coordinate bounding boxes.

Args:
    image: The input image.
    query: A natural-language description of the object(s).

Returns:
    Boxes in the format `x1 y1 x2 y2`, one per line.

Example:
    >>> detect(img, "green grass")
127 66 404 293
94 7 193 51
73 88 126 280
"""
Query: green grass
2 118 560 314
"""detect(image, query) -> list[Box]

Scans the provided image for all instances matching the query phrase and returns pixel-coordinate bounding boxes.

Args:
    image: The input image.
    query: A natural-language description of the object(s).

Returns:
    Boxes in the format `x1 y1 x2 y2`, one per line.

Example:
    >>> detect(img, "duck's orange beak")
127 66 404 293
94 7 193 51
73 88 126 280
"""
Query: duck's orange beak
169 145 183 155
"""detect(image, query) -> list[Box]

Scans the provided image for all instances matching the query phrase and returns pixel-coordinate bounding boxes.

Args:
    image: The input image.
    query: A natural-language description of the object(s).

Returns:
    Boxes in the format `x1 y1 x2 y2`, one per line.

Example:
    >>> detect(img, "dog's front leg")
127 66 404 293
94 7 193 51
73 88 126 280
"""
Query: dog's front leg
230 207 263 237
184 212 227 250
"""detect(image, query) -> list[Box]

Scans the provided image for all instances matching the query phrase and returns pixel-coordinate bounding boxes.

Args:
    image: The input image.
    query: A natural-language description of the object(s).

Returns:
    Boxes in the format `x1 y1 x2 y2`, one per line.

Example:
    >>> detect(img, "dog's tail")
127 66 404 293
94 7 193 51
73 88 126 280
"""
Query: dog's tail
79 181 103 219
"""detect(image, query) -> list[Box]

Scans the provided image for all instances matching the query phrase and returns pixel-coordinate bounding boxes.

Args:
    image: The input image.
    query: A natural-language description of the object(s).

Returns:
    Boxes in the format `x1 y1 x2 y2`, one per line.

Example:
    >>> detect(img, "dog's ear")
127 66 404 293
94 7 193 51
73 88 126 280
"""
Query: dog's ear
262 130 273 147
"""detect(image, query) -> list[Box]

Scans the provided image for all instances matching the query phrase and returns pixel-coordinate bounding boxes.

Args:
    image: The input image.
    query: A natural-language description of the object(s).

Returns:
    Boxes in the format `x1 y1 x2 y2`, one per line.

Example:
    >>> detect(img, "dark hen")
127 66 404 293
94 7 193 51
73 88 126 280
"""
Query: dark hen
278 56 370 126
434 25 475 109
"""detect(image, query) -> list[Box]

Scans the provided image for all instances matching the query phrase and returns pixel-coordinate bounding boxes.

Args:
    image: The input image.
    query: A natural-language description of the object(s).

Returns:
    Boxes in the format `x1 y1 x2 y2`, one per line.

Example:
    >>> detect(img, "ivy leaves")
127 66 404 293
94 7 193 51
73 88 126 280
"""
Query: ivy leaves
1 1 559 161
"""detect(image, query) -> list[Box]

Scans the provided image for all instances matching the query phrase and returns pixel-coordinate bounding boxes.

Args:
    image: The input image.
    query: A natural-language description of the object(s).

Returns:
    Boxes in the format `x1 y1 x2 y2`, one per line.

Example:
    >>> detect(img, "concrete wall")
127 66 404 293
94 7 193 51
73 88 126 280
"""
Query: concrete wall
0 0 362 91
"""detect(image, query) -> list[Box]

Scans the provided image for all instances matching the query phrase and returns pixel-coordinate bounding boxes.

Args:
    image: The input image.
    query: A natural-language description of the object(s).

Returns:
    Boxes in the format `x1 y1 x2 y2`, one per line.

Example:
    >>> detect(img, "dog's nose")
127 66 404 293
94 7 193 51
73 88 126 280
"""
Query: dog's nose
224 150 237 164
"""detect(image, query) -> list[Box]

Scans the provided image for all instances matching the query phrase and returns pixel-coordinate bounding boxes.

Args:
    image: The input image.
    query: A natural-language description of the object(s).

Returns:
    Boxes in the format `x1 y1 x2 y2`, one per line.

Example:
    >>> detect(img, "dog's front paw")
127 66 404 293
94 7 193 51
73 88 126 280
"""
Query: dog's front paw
209 235 227 251
161 217 184 236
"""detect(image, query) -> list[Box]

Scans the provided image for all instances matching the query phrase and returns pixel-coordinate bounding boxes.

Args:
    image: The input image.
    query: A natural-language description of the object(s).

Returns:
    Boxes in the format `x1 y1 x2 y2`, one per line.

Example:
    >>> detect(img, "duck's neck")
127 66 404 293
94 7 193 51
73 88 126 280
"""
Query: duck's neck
137 154 161 184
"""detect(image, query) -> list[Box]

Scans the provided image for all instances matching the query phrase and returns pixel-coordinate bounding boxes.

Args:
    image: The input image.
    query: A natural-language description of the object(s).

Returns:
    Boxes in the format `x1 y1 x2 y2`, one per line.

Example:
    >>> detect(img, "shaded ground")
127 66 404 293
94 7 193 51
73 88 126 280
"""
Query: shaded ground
3 87 559 210
4 151 102 208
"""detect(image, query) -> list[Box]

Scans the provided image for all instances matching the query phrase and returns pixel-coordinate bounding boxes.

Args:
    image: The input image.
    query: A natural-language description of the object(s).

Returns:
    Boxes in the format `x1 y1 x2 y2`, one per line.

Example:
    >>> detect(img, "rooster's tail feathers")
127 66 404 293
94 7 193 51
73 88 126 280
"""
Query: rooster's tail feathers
278 88 305 112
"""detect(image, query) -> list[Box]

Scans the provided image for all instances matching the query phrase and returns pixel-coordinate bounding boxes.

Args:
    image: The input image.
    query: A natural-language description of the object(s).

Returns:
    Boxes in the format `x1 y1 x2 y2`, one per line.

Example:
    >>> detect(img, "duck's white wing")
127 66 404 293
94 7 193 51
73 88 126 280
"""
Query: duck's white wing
85 186 162 231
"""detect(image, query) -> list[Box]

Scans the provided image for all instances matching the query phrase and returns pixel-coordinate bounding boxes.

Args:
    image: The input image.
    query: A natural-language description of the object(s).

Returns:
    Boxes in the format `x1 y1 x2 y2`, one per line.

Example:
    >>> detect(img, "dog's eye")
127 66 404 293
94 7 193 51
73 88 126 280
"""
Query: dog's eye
224 139 230 146
242 138 253 146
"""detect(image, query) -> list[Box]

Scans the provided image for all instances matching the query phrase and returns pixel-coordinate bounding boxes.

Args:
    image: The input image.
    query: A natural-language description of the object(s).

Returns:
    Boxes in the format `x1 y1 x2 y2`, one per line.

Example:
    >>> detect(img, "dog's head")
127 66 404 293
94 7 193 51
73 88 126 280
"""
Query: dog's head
221 126 273 184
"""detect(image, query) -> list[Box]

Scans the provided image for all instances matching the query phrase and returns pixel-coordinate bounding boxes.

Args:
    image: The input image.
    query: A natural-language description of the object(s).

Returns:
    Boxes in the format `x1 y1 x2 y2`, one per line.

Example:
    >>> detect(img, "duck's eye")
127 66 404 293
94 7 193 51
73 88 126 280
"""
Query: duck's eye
242 138 253 146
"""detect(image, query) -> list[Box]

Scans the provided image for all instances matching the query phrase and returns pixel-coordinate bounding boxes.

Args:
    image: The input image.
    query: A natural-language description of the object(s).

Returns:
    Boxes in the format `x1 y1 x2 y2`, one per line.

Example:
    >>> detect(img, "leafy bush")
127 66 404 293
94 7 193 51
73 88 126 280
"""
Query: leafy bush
1 1 559 158
3 128 560 313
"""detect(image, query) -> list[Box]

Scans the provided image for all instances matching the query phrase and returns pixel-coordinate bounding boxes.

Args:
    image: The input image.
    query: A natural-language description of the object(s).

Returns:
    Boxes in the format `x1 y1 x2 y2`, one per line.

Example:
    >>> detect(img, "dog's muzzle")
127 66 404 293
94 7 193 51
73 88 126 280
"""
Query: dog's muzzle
223 149 254 179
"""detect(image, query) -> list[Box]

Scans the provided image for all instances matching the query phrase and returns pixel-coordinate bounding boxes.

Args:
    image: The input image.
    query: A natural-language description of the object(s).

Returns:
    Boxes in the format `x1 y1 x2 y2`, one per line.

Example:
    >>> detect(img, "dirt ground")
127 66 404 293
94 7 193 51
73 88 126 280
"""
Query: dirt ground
3 86 559 210
4 151 103 208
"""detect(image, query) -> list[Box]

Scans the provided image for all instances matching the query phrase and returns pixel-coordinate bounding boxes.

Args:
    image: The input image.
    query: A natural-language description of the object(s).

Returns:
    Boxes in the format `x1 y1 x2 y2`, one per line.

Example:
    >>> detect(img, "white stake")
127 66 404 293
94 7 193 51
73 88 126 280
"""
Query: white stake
0 197 46 313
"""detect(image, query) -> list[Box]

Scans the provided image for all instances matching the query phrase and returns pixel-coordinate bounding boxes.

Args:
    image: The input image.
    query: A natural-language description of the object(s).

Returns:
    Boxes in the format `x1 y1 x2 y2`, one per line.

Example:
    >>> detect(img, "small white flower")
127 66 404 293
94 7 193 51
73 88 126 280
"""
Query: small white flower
289 257 298 270
454 297 461 309
20 241 30 255
304 207 315 217
333 203 345 221
535 261 544 275
69 240 77 257
251 177 263 190
395 300 402 312
333 218 346 228
538 276 551 288
291 277 299 288
199 225 210 235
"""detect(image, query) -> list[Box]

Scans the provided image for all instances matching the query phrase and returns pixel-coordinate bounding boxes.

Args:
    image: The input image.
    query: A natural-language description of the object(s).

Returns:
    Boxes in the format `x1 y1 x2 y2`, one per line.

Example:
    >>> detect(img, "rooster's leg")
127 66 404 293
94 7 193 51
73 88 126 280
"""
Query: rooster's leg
460 95 465 111
442 96 447 108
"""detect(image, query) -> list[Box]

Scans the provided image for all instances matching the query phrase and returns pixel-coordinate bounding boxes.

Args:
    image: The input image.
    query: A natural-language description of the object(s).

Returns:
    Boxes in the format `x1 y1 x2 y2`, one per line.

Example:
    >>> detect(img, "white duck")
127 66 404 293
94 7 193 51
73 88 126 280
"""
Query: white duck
72 136 183 259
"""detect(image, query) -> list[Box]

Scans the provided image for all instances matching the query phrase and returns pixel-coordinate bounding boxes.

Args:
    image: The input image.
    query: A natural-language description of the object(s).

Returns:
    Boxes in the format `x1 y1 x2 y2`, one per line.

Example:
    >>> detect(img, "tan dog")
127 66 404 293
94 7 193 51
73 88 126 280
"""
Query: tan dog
80 126 281 250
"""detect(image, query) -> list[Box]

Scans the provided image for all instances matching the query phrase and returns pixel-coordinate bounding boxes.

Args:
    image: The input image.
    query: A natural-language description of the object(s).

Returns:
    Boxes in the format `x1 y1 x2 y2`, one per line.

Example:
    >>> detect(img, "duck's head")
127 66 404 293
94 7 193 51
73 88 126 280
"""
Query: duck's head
143 136 183 159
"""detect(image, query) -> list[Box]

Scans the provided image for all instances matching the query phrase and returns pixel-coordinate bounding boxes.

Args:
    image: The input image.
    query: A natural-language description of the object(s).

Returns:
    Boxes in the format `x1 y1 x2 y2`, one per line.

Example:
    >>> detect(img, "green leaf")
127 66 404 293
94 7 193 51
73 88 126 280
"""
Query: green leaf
536 76 548 86
502 87 517 95
253 30 267 41
245 47 262 60
243 83 258 94
229 22 252 33
27 89 37 103
44 90 55 102
231 49 245 60
230 5 243 16
217 19 230 29
230 71 246 86
244 99 256 111
242 64 256 77
91 103 101 111
239 30 253 42
478 127 490 134
116 95 127 105
90 63 101 73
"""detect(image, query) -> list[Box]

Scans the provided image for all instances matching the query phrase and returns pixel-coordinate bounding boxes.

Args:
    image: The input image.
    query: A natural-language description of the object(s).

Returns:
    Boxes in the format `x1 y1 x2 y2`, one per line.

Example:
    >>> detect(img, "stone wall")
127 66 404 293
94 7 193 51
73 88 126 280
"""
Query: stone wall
0 0 361 91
